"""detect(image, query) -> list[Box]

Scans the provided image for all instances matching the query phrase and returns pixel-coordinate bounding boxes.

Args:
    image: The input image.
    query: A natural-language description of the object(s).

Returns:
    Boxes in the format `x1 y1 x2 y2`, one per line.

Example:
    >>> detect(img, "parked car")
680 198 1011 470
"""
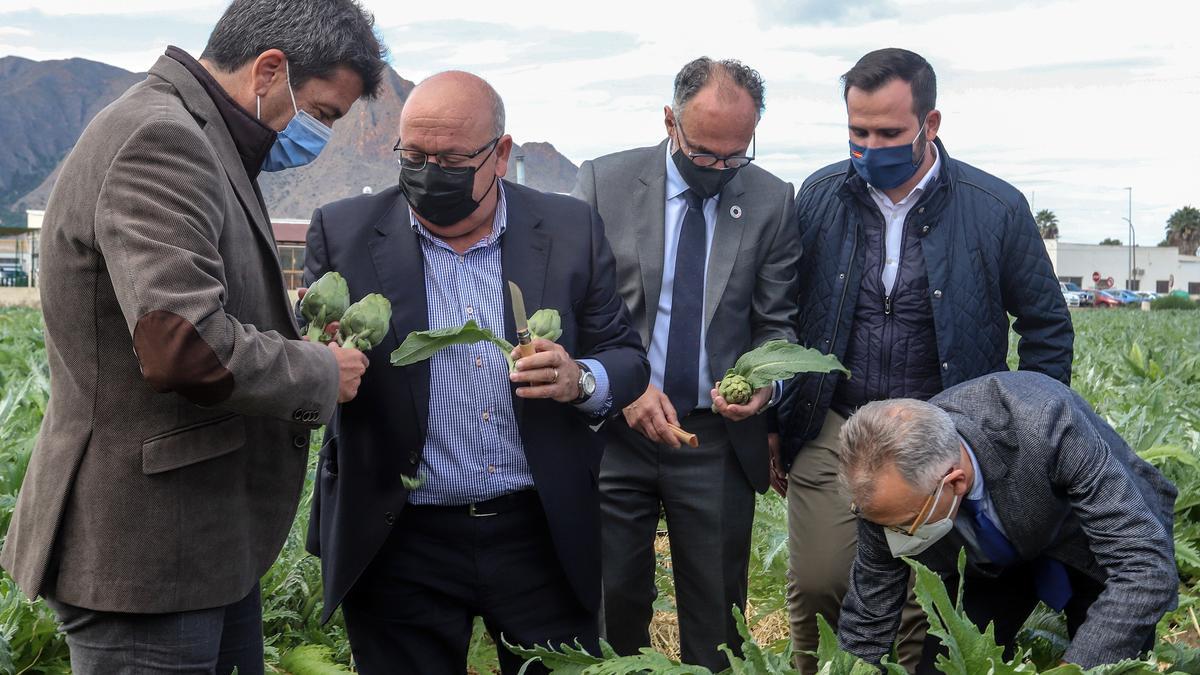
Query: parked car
1135 291 1160 301
1108 289 1143 304
1061 290 1082 308
1095 290 1125 308
1060 282 1094 306
0 266 30 287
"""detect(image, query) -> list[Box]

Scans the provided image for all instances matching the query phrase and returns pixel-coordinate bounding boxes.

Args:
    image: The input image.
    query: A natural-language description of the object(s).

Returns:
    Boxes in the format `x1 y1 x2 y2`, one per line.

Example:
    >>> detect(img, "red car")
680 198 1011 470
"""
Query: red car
1094 290 1124 307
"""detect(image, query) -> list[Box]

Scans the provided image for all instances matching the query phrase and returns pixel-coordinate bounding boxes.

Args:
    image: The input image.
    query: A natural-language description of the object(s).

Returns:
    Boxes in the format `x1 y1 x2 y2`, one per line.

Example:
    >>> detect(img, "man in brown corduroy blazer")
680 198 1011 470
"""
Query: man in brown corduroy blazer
0 1 386 672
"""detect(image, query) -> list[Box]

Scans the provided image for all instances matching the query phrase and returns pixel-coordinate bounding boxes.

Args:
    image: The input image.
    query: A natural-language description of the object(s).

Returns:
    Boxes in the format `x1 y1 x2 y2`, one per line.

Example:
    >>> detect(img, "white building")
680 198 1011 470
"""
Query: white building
1043 239 1200 296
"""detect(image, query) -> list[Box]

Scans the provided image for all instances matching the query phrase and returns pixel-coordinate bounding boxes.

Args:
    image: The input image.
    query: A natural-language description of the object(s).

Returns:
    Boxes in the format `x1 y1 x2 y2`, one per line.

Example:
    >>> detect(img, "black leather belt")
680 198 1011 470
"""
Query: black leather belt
408 490 539 518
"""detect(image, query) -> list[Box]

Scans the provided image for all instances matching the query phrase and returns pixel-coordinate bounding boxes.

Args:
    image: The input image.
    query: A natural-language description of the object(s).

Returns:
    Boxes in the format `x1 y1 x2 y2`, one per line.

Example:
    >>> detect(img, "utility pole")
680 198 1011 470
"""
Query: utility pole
1123 187 1135 290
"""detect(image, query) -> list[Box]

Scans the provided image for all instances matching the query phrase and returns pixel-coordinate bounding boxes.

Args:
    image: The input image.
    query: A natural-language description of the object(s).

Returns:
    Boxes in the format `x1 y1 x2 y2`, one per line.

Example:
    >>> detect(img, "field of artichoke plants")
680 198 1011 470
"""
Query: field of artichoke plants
1 305 1200 674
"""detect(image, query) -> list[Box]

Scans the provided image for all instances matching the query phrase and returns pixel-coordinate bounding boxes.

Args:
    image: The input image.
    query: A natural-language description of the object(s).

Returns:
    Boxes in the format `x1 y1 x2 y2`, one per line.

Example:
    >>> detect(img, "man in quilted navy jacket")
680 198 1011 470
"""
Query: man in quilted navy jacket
775 48 1073 673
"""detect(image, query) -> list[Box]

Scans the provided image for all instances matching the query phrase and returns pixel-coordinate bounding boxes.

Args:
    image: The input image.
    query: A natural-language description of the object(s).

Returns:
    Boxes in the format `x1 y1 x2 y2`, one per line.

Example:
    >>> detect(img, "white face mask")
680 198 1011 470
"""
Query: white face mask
884 478 959 558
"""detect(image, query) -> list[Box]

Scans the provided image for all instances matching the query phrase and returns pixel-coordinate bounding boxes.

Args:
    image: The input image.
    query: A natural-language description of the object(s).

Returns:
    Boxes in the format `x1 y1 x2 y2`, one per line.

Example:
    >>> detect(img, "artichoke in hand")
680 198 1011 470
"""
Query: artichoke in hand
718 374 754 405
339 293 392 351
714 340 850 410
300 272 350 343
528 308 562 342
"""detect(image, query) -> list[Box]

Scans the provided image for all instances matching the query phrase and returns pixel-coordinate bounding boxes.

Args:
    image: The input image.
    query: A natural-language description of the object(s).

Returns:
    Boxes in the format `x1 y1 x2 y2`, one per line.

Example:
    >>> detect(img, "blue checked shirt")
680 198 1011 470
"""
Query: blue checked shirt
407 183 611 505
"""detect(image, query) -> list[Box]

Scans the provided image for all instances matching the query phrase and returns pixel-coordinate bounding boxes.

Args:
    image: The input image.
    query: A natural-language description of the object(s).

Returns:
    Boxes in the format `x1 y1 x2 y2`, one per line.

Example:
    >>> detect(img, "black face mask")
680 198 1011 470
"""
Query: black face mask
671 147 741 200
398 147 498 228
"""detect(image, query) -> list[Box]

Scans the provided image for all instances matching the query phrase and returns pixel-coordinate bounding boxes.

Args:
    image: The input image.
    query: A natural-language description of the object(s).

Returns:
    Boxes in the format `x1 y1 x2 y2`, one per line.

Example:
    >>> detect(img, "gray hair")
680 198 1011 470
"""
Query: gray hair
484 81 506 138
837 399 960 508
200 0 387 98
671 57 766 123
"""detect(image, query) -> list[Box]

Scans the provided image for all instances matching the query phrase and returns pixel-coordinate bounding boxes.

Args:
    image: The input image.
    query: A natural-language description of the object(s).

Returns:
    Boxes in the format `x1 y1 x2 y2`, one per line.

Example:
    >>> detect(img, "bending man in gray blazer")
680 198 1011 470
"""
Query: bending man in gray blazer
0 1 381 672
836 371 1177 671
572 57 800 669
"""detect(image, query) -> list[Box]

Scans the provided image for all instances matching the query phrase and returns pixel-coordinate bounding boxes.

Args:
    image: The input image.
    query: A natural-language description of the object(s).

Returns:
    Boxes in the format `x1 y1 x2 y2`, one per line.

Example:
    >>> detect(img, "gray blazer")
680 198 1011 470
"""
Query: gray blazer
0 55 339 613
572 140 800 491
838 371 1177 668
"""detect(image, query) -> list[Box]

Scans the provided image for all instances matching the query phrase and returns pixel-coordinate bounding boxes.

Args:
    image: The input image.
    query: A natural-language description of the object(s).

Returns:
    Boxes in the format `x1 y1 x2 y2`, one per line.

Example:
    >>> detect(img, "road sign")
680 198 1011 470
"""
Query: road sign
1093 271 1101 283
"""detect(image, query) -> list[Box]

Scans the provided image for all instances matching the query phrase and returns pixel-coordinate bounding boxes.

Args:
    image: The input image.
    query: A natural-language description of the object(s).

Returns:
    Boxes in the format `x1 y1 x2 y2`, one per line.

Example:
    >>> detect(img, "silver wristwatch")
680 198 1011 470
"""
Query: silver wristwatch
570 361 596 405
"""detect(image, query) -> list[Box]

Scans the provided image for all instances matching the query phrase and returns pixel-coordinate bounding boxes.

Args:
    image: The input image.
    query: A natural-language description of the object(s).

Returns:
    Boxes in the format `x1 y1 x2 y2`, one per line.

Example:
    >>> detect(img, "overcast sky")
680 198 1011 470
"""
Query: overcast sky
2 0 1196 244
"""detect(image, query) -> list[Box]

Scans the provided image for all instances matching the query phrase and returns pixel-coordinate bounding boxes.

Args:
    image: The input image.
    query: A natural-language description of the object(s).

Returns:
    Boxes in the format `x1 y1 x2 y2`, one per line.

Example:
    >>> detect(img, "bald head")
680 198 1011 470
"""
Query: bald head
401 71 505 150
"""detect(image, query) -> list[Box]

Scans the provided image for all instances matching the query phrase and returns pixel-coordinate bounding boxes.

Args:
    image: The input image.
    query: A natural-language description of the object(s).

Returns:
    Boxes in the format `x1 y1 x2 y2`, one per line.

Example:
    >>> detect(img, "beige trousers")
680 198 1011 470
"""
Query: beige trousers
785 411 926 674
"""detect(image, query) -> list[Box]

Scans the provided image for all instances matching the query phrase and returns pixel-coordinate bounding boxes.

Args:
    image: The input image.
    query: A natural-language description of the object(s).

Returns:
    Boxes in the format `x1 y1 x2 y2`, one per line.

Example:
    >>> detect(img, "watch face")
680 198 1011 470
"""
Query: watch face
582 371 596 395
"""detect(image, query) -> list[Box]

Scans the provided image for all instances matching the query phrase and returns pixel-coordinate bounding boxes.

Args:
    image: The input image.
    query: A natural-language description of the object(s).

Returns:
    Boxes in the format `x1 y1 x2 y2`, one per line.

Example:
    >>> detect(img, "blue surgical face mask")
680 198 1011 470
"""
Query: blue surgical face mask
259 61 332 172
848 119 927 190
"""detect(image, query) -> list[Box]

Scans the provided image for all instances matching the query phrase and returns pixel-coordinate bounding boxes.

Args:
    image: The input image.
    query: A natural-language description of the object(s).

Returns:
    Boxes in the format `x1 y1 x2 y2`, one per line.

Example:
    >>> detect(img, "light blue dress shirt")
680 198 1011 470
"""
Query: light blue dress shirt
954 435 1011 558
407 182 611 505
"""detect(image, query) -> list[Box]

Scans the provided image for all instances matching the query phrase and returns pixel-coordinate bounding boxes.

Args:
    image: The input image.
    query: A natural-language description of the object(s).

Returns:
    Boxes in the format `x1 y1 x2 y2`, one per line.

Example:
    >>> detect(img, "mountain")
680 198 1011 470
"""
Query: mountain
2 56 580 224
0 56 142 226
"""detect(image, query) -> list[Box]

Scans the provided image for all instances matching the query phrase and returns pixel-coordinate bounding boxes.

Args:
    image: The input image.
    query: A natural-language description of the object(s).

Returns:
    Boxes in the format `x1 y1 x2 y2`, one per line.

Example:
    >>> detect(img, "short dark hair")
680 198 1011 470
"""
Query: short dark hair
200 0 387 99
672 57 766 121
841 48 936 122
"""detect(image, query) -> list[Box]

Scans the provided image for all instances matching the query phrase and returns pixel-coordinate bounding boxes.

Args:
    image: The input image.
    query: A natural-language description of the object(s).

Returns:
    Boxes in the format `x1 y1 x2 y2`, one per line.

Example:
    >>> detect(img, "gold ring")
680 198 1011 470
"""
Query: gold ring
552 368 559 383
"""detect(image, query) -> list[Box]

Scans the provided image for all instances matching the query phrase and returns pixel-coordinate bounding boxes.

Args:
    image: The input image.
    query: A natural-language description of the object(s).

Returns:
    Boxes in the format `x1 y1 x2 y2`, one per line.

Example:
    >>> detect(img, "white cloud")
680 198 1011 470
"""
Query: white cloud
1 0 1196 241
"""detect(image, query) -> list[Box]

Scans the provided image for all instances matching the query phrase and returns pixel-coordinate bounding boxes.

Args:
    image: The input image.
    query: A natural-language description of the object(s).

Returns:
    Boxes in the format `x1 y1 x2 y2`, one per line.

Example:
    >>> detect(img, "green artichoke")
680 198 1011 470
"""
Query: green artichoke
339 293 392 351
301 272 350 342
718 373 753 405
528 308 562 342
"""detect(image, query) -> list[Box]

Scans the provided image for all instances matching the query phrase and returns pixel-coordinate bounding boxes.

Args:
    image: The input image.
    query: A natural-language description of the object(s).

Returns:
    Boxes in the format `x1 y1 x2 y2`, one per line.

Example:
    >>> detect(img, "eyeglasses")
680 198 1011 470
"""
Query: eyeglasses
393 136 501 174
675 121 755 169
849 469 951 536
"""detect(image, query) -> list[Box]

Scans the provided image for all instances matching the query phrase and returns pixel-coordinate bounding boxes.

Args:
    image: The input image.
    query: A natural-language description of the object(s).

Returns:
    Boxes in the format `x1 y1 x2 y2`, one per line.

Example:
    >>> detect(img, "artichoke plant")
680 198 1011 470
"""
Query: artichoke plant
300 272 350 343
714 340 850 409
339 293 392 351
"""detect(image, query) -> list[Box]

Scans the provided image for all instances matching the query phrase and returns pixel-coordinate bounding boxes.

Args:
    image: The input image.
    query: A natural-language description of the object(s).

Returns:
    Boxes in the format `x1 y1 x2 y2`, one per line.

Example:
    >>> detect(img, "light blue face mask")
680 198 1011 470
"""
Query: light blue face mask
259 61 332 172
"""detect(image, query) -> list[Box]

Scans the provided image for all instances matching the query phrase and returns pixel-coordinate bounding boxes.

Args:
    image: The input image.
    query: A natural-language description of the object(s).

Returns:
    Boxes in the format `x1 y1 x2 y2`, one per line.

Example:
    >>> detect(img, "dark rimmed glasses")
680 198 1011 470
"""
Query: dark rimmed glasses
393 136 500 174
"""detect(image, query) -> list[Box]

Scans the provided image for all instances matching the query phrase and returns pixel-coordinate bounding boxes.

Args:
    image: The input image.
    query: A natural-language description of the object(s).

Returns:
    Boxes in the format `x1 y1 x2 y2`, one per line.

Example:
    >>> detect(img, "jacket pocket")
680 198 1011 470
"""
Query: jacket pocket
141 414 246 475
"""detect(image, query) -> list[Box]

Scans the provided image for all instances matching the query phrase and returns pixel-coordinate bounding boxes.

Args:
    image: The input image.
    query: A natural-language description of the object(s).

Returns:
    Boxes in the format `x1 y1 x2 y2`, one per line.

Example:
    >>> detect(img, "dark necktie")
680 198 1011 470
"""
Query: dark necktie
962 497 1072 610
662 189 707 418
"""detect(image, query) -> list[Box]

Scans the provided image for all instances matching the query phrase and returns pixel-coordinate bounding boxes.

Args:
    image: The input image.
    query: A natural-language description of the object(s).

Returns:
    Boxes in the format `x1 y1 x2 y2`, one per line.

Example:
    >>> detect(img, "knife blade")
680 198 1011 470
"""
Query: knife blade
508 281 536 359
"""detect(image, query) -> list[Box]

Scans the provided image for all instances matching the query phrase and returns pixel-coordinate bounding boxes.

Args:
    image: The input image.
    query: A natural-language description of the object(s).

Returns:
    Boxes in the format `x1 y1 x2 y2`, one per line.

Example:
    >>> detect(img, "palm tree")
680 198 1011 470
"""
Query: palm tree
1166 206 1200 256
1034 209 1059 239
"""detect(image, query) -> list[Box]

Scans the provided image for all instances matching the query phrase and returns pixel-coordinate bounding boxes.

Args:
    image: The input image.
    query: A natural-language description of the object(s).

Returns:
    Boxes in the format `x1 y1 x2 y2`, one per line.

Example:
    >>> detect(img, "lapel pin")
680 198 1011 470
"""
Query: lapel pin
730 205 743 219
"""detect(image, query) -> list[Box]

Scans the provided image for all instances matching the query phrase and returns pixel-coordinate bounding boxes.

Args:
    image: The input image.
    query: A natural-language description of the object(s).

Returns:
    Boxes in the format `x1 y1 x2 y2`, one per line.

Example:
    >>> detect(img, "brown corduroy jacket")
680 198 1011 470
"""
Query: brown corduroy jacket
0 54 340 613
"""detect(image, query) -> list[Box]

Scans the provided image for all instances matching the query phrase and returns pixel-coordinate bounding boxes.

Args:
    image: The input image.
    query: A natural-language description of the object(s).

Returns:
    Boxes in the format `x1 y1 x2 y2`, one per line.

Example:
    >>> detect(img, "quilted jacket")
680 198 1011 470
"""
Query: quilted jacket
777 139 1073 470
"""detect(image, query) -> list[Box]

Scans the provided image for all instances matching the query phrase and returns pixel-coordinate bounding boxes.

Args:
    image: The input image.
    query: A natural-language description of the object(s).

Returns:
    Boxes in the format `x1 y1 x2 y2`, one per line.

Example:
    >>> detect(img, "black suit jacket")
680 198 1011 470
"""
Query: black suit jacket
303 181 649 620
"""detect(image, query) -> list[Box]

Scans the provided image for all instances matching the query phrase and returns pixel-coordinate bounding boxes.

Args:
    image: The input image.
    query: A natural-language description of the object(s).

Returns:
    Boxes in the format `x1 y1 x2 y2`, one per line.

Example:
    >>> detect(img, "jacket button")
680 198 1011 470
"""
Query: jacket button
933 289 943 299
805 402 813 409
384 512 396 525
293 435 307 448
918 207 926 214
922 225 930 234
409 452 419 464
942 362 949 371
292 409 303 421
823 338 830 346
838 272 845 280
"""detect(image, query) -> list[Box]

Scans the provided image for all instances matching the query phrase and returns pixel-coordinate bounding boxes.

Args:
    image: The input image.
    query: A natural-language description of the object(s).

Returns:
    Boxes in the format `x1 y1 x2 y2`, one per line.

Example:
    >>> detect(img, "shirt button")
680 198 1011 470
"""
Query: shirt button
466 306 474 315
475 356 483 367
933 289 943 299
482 410 490 421
488 465 496 474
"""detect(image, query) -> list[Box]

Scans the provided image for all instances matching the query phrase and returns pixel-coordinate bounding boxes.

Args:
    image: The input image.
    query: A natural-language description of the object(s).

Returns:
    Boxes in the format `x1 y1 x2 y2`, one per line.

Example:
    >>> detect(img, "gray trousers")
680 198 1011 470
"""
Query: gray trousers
785 412 926 674
46 583 263 675
600 411 756 671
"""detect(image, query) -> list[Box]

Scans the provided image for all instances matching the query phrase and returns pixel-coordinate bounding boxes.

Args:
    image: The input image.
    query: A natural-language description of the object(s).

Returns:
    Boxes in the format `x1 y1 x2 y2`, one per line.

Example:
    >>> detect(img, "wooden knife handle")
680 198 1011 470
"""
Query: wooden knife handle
666 423 699 448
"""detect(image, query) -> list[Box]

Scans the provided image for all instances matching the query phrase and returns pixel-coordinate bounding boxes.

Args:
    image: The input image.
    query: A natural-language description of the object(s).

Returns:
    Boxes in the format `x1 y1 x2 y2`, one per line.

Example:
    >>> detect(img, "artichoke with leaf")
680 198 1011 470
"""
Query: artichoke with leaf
528 308 562 342
716 340 849 406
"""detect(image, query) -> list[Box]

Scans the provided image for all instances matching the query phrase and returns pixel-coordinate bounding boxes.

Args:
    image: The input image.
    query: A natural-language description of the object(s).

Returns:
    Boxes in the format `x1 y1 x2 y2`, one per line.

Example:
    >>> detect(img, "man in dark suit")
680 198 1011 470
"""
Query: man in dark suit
1 2 381 673
835 371 1177 671
572 57 800 669
303 70 649 674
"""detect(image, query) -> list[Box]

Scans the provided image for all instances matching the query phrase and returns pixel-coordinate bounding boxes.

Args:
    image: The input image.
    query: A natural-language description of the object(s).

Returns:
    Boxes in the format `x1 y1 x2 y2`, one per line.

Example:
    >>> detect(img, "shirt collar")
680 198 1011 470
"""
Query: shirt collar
664 139 691 201
867 142 942 208
961 434 986 502
410 179 507 252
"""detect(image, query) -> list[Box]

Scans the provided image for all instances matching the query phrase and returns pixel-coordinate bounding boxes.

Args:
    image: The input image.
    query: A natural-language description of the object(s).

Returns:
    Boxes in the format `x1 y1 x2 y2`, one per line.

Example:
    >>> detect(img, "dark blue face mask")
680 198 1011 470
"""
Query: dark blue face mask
848 120 928 190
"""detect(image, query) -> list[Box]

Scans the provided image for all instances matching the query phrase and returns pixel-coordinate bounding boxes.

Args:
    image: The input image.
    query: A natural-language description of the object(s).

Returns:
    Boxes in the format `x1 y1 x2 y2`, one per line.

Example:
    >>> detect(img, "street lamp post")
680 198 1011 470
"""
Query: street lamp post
1123 187 1135 290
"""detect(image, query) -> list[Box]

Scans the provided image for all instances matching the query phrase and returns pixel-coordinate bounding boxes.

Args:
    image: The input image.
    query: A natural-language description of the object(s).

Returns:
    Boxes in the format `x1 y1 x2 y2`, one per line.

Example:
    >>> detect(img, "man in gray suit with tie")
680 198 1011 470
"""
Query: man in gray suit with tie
572 57 800 669
836 371 1177 671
